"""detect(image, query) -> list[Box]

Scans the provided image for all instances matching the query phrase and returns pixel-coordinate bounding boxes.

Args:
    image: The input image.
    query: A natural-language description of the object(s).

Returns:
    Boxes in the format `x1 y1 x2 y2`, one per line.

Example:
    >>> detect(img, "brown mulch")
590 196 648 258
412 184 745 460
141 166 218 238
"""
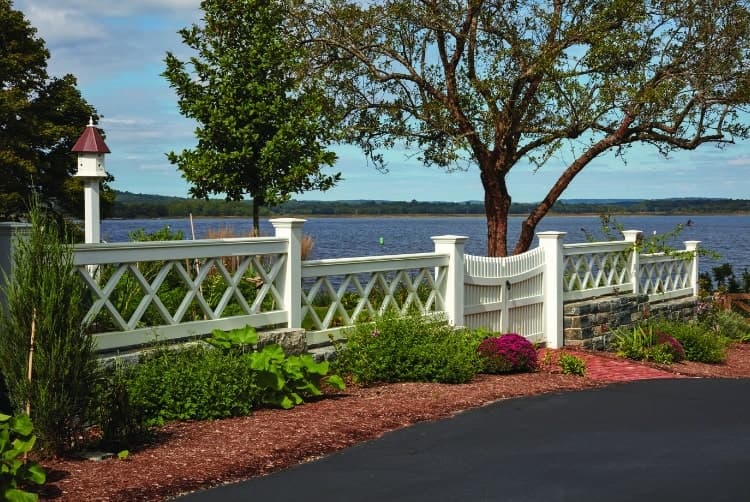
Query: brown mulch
38 344 750 502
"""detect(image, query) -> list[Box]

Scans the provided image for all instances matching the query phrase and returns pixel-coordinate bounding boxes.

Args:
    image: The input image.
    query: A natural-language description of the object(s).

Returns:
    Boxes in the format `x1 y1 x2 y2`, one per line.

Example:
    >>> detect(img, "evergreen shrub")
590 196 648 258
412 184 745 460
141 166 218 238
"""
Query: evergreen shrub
0 198 99 454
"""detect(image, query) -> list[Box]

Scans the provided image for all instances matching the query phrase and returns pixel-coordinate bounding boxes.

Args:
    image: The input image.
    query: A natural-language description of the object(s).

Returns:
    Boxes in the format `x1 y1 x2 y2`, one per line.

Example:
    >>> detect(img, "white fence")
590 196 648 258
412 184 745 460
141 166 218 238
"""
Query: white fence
64 221 699 353
464 247 546 343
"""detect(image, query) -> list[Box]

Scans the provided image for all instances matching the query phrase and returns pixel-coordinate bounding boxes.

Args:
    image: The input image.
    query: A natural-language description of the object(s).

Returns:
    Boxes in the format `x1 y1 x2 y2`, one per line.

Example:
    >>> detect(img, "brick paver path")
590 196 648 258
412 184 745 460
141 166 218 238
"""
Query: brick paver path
574 352 684 383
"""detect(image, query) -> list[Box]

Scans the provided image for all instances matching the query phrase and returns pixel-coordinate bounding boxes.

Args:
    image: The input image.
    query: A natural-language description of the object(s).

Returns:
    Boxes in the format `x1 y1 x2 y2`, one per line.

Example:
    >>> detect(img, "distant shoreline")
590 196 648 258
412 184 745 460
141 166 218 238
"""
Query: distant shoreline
105 210 750 220
109 192 750 219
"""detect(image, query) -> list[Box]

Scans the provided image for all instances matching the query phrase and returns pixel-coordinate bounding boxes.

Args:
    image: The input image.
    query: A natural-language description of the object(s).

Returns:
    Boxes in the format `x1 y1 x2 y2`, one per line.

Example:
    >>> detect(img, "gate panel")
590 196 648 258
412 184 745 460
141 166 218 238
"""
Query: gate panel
464 247 545 342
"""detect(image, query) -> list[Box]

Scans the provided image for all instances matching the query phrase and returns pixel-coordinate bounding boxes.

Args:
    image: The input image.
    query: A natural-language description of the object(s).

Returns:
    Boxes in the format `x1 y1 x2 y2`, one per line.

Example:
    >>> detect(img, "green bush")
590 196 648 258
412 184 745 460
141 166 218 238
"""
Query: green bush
703 309 750 341
611 324 685 365
559 353 586 376
650 319 729 364
116 344 258 427
0 413 46 501
333 314 482 385
0 198 99 455
96 361 151 449
97 326 345 441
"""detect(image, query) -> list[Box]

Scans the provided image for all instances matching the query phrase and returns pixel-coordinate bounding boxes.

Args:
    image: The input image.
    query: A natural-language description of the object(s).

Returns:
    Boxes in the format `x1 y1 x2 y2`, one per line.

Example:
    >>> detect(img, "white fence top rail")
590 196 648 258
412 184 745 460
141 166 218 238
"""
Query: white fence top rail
562 240 631 255
73 237 288 265
302 253 448 277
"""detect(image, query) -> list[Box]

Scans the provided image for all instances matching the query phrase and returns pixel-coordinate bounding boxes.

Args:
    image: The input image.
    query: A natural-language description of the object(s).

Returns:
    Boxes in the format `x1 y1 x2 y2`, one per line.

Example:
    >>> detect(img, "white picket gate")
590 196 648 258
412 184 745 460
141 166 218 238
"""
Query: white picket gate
463 247 546 343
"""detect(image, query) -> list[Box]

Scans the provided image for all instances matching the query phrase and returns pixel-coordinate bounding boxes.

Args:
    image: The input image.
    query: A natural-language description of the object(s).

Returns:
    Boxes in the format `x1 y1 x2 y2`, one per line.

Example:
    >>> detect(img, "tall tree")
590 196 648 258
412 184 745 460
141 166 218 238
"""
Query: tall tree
0 0 110 220
300 0 750 256
163 0 341 233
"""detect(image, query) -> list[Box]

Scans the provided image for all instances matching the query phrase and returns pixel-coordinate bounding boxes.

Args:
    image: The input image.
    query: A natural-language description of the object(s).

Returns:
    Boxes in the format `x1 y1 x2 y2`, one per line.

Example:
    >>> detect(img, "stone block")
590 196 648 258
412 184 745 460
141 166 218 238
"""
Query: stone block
564 328 582 341
257 328 307 355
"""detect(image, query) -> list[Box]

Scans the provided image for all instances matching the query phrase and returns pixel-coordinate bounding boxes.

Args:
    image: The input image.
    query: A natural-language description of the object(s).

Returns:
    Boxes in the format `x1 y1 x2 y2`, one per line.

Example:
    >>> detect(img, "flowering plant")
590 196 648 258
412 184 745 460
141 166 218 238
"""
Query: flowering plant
477 333 537 374
655 331 686 362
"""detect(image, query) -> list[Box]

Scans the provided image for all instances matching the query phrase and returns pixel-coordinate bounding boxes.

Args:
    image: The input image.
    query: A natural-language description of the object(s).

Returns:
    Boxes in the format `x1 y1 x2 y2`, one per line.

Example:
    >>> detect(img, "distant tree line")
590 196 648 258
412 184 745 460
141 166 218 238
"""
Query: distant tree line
109 192 750 219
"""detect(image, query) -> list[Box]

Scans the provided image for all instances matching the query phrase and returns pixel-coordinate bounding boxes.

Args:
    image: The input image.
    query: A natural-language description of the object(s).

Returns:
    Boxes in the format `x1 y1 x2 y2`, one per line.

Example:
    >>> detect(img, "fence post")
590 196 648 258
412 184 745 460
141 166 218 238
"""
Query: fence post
270 218 306 329
684 240 701 296
431 235 468 326
622 230 642 295
538 231 565 349
0 223 31 312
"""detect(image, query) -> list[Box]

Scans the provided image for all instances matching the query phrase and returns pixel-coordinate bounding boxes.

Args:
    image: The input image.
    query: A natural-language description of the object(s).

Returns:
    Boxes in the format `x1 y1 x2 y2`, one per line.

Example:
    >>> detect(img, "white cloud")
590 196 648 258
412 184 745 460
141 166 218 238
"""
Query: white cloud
23 5 105 43
19 1 200 18
727 156 750 166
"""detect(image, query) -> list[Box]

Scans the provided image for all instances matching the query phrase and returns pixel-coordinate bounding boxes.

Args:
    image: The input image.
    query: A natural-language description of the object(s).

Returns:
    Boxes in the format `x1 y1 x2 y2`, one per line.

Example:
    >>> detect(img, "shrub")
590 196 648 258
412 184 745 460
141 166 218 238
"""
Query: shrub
611 324 687 365
0 413 46 501
0 197 99 455
116 344 258 427
96 361 152 449
334 314 482 385
651 319 728 364
703 309 750 341
611 325 653 361
98 326 346 439
654 332 685 362
476 333 537 374
559 353 586 376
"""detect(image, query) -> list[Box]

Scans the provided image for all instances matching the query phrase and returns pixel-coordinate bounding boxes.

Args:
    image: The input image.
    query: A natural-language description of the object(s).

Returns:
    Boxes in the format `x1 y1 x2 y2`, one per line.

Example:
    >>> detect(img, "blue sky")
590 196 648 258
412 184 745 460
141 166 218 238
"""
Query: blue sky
17 0 750 203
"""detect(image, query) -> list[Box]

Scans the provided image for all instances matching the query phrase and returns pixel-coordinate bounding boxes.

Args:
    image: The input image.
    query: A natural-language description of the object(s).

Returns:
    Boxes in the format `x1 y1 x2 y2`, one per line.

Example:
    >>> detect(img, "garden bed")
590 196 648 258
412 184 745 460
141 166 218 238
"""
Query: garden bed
38 343 750 502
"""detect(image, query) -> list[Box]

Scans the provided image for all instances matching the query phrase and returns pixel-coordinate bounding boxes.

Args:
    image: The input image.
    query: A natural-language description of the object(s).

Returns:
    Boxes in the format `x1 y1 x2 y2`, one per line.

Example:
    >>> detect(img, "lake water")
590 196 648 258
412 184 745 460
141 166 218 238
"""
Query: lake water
102 214 750 276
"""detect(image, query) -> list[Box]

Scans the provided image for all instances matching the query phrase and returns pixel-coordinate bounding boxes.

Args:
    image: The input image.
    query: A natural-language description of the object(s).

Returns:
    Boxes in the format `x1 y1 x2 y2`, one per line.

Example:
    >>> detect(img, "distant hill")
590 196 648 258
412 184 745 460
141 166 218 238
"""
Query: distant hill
108 191 750 219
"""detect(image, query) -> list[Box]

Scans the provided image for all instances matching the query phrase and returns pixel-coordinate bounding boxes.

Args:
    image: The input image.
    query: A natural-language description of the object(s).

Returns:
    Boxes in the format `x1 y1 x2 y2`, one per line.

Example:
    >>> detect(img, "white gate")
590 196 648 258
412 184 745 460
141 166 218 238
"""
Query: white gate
463 247 546 342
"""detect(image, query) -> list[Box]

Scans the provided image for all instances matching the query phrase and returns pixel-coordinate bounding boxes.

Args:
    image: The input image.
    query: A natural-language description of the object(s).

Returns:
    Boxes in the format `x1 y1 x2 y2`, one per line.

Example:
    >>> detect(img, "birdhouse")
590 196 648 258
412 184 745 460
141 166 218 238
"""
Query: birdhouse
72 117 110 178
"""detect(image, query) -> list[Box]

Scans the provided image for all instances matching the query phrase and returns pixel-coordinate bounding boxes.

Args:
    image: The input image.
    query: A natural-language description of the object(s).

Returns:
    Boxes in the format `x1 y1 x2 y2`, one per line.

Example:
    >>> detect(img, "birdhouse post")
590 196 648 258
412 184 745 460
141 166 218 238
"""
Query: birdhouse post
71 118 110 244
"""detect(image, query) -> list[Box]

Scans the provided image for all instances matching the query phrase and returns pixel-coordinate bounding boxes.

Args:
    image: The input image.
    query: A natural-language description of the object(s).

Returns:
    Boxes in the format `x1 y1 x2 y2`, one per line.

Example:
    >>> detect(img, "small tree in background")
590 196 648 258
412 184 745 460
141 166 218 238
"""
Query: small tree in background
0 196 98 454
163 0 341 235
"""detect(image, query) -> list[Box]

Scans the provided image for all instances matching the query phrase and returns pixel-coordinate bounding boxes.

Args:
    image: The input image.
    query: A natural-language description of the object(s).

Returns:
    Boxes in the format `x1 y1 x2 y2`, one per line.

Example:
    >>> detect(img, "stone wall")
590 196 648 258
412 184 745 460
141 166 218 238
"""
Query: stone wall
563 294 698 349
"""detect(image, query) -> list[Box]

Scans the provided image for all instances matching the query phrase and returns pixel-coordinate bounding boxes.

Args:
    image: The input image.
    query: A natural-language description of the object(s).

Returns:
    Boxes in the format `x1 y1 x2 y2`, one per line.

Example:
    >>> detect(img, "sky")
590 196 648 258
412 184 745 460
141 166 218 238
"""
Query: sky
15 0 750 203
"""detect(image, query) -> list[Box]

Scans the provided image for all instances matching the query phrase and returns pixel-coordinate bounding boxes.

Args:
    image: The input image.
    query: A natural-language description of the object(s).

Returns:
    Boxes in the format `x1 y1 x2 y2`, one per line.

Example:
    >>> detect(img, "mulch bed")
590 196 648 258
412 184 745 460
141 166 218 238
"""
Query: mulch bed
37 344 750 501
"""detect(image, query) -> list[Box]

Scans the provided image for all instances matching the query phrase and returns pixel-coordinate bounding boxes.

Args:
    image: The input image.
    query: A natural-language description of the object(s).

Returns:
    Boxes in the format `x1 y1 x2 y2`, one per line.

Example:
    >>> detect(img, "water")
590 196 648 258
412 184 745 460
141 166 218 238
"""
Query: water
101 214 750 275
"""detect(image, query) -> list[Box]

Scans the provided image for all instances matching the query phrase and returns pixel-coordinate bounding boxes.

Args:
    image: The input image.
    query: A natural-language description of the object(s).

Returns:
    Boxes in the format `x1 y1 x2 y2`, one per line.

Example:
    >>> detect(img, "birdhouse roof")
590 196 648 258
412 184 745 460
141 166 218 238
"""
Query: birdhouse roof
71 122 111 154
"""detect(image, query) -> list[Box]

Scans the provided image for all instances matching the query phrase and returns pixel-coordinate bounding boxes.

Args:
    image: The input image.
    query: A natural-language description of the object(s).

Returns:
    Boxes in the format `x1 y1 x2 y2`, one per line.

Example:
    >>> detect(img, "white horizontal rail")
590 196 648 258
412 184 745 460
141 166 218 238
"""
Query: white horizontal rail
303 253 448 277
74 237 288 265
562 240 630 255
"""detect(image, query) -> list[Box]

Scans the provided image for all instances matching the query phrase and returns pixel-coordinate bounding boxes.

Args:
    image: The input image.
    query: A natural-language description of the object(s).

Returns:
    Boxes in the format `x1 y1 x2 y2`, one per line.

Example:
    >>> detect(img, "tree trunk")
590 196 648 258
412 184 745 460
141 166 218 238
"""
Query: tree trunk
252 198 261 236
482 169 511 257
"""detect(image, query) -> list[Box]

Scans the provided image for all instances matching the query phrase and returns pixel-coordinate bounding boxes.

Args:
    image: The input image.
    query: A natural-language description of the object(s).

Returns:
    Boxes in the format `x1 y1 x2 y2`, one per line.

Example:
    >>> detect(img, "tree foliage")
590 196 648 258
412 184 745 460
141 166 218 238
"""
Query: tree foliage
300 0 750 255
163 0 341 233
0 196 99 455
0 0 111 220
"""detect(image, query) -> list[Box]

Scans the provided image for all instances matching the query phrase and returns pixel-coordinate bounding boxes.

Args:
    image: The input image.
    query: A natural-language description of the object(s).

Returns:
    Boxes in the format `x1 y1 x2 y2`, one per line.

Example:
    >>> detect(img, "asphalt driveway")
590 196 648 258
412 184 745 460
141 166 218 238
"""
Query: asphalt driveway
177 378 750 502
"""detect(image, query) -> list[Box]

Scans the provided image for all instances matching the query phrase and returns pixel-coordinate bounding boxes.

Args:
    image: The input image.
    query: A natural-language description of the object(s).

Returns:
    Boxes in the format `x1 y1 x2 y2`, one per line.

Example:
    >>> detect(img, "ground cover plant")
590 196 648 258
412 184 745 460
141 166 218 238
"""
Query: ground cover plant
333 314 484 385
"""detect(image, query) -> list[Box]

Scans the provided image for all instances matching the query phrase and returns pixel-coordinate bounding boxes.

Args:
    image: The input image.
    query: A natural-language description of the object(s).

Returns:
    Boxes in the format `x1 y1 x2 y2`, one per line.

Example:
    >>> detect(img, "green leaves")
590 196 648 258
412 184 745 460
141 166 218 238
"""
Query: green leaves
163 0 340 233
247 343 343 410
207 326 259 351
303 0 750 255
0 413 46 501
334 314 483 385
0 1 104 220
